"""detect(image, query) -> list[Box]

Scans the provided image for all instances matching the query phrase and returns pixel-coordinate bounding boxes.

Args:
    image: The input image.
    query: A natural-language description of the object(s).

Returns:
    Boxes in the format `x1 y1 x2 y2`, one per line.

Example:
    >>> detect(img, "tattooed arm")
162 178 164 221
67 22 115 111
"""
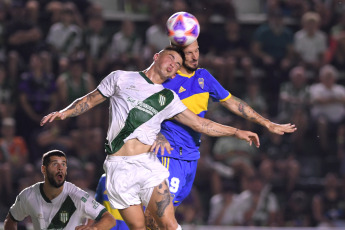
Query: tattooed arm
221 95 297 135
40 89 106 126
174 108 260 147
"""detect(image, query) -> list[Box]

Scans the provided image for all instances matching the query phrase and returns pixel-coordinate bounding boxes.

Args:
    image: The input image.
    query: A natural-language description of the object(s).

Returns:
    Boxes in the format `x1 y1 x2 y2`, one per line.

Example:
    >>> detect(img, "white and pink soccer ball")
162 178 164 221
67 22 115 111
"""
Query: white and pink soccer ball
166 12 200 47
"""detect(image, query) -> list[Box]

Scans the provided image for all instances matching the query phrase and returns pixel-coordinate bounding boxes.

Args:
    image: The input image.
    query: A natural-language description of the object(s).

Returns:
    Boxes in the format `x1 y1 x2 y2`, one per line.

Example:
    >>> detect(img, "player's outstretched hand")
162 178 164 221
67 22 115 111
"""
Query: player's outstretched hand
150 133 173 155
235 130 260 148
267 122 297 135
40 111 66 126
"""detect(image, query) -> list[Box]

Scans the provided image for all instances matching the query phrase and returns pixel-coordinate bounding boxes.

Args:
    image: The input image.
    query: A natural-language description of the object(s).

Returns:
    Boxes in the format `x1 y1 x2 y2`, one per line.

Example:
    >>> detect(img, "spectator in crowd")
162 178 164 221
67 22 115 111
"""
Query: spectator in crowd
294 12 327 74
191 8 218 70
258 130 300 192
43 1 63 29
68 112 104 179
0 117 29 204
278 66 310 151
337 125 345 177
283 191 311 227
124 0 158 15
208 181 240 225
171 0 190 12
108 19 144 71
25 0 40 25
212 119 259 191
46 3 82 72
330 9 345 38
309 64 345 152
5 0 42 80
312 172 345 227
16 51 58 155
251 8 294 116
214 19 253 91
144 9 171 63
235 174 279 226
175 187 204 225
0 2 7 63
82 13 111 78
327 32 345 71
56 53 95 107
35 121 72 154
242 80 268 133
0 65 15 119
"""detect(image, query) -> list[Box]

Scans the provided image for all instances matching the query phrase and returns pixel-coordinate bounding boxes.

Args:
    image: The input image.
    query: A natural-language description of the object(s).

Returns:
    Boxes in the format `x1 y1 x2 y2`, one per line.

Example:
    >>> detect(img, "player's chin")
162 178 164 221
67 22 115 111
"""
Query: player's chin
187 63 198 70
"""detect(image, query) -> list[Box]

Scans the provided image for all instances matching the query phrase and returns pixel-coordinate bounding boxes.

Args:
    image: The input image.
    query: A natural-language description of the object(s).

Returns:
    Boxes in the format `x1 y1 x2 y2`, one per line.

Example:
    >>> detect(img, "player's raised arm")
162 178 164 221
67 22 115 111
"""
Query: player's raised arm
40 89 106 126
221 95 297 135
174 109 260 147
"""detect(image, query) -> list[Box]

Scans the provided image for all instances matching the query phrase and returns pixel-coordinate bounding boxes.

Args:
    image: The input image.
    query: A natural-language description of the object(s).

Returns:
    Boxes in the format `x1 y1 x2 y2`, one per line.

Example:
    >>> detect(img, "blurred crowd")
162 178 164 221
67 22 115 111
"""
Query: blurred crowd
1 0 345 228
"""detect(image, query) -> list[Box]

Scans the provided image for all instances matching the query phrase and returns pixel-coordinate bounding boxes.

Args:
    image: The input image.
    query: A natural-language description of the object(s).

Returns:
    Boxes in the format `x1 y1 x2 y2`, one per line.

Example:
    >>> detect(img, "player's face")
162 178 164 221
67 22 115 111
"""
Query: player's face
183 40 199 72
156 50 182 81
45 156 67 188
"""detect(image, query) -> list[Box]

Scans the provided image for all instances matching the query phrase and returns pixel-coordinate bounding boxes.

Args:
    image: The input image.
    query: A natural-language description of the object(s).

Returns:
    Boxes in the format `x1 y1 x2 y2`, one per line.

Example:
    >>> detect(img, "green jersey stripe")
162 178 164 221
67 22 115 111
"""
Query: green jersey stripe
106 89 174 154
139 71 154 84
47 196 76 229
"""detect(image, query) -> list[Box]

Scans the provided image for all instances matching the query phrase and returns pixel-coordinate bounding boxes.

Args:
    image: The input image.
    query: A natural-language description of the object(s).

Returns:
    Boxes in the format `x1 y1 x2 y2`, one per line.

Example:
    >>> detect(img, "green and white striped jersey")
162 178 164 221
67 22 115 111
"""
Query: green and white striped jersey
9 182 107 230
97 70 187 154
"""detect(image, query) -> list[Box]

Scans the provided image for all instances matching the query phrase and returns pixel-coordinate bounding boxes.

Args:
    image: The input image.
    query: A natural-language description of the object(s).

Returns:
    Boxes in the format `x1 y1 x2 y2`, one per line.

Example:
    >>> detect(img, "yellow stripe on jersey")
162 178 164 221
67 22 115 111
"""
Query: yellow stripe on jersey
219 93 232 102
181 92 209 115
176 70 195 78
163 157 166 167
162 157 170 170
103 200 124 220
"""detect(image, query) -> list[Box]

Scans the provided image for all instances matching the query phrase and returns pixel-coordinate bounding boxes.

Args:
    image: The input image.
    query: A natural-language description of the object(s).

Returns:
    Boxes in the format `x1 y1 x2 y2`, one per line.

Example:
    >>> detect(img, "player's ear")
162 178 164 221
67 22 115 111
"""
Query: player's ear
153 53 159 61
41 165 45 174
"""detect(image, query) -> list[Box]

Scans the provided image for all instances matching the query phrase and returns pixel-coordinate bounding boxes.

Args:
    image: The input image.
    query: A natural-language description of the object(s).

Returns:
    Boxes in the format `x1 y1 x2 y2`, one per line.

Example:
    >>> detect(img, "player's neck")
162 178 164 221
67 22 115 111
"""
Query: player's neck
142 67 164 84
43 182 64 201
180 67 194 75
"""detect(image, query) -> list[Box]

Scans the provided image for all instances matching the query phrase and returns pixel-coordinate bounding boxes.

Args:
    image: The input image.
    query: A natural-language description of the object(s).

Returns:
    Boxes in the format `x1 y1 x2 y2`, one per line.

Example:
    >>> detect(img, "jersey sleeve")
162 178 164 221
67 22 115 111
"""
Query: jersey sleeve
97 71 120 97
164 90 187 119
9 189 29 222
72 186 107 221
202 69 231 102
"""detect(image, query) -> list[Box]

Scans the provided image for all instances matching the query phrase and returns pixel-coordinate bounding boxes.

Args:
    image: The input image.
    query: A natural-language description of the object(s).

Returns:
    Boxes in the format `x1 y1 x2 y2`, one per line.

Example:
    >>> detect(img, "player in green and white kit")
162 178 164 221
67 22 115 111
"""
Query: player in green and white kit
4 150 115 230
41 46 260 230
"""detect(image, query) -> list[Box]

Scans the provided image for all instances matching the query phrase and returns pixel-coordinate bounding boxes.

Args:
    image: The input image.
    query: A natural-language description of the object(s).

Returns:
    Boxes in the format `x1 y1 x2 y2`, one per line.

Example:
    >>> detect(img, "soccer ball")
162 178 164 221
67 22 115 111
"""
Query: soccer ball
166 12 200 47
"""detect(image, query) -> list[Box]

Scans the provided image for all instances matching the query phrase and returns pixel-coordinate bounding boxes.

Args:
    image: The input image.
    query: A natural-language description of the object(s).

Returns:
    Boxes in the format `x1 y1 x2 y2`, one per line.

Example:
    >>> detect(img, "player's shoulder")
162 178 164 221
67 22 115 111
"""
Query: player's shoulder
195 68 213 77
103 70 141 82
18 182 41 199
64 182 95 205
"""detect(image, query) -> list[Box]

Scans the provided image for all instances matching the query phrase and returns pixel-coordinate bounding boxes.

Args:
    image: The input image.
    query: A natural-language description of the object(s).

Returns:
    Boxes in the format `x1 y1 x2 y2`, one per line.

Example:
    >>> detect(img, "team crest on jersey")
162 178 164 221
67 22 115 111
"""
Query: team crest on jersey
159 94 166 106
59 211 69 224
198 78 204 89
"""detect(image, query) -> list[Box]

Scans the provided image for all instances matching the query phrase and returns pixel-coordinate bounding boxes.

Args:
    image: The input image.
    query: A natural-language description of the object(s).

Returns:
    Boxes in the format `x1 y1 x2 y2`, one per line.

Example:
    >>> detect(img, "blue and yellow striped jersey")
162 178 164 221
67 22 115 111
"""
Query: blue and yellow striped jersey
161 68 231 160
95 174 129 230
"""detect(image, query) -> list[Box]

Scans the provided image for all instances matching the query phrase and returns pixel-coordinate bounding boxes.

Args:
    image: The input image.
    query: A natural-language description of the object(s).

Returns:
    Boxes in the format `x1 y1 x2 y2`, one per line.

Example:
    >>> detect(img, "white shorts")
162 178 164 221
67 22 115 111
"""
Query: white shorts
103 152 170 209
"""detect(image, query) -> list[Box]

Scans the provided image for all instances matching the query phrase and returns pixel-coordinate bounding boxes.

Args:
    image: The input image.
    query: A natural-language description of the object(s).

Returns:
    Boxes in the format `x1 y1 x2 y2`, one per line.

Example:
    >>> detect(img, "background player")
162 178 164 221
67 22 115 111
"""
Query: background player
4 149 116 230
95 174 129 230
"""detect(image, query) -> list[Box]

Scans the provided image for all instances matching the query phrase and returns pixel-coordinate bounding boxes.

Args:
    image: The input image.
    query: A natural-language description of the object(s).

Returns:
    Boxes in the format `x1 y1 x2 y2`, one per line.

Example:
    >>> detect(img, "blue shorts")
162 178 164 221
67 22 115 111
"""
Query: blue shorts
158 156 198 206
